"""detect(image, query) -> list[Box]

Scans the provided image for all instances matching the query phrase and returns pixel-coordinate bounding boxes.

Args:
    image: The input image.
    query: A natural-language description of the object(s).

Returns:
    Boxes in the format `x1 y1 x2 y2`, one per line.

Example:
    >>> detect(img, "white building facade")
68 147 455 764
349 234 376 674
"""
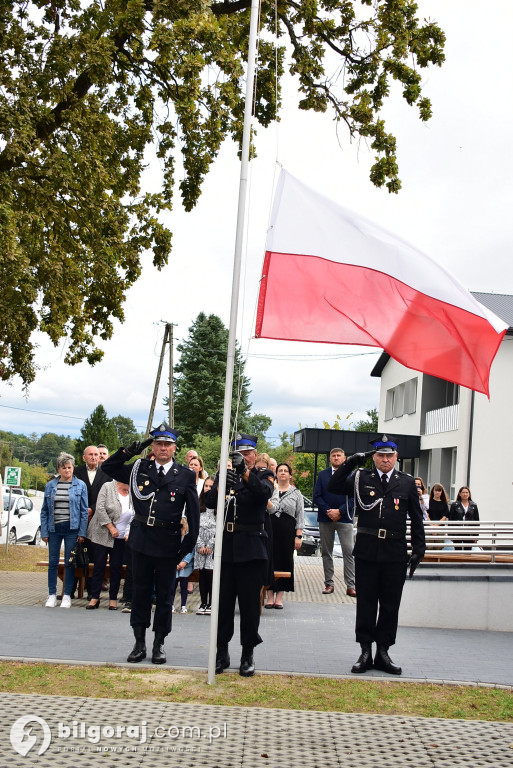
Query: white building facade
371 293 513 521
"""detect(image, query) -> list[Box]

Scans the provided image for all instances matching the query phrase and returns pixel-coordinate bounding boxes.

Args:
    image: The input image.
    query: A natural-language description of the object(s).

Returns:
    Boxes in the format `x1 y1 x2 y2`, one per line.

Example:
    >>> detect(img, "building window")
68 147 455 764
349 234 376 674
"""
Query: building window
447 383 459 406
405 378 418 414
384 377 418 421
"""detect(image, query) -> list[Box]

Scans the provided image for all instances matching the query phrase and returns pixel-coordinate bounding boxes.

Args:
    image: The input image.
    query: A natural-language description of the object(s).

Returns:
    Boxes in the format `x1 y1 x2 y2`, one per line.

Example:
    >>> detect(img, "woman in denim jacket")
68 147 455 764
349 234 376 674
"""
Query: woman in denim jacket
41 452 88 608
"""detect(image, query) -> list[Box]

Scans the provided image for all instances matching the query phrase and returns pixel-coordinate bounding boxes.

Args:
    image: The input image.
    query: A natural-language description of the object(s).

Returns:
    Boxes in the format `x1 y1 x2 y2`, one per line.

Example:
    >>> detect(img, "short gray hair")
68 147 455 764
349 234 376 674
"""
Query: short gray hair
56 452 75 469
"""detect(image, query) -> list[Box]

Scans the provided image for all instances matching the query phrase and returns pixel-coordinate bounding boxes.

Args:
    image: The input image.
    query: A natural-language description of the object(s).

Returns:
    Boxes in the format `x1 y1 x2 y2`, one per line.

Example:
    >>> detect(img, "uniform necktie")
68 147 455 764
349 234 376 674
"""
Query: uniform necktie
158 465 165 485
381 473 388 493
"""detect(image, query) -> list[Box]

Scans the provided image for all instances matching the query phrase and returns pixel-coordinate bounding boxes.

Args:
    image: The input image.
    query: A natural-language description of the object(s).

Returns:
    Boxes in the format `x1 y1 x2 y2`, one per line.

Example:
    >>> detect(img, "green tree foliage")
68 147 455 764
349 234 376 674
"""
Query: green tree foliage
0 0 445 386
172 313 253 445
0 429 75 470
176 433 222 477
354 408 379 432
289 408 379 497
244 413 272 444
75 405 119 461
0 440 12 479
29 433 76 467
8 459 50 491
111 415 139 448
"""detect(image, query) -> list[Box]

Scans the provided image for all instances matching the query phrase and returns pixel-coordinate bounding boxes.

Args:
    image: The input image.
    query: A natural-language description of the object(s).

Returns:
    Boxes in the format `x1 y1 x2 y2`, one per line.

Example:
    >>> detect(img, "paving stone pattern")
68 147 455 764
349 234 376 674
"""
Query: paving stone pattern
2 694 513 768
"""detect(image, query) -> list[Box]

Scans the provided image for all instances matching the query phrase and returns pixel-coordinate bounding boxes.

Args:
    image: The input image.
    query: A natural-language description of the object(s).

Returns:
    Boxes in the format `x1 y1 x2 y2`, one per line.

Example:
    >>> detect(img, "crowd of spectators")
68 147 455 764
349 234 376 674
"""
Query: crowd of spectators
39 442 480 612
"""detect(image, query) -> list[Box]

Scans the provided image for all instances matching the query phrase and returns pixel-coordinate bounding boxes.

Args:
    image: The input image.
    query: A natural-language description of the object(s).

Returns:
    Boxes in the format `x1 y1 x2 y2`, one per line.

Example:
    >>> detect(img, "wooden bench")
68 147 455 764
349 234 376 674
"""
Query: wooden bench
35 562 286 601
37 561 129 598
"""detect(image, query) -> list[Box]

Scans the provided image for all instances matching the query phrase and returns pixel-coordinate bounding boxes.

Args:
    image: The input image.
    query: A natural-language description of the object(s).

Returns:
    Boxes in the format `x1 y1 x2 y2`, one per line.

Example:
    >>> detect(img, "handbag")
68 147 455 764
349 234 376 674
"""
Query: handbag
68 541 89 571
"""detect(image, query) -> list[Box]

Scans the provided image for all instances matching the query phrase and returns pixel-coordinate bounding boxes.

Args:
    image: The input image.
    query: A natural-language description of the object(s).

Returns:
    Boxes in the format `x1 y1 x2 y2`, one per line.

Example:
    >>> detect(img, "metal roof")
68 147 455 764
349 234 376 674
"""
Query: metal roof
470 292 513 328
370 292 513 378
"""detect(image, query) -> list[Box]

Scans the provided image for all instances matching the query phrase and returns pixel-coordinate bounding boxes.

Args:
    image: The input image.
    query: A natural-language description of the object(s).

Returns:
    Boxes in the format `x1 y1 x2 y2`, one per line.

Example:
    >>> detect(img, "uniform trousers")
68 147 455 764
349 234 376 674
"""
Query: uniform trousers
319 521 355 589
217 559 267 648
354 557 407 648
130 551 178 636
122 541 133 602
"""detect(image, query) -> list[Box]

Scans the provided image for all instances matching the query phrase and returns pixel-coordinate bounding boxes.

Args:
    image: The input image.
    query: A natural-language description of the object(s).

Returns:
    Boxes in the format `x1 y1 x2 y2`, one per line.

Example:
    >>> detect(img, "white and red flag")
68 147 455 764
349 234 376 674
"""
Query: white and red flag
255 170 506 396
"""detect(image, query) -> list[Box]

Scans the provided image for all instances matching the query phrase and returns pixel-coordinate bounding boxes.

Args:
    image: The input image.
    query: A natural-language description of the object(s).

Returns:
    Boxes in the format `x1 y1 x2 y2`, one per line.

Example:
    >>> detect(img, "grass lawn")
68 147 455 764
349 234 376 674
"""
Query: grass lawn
0 544 44 572
1 662 512 722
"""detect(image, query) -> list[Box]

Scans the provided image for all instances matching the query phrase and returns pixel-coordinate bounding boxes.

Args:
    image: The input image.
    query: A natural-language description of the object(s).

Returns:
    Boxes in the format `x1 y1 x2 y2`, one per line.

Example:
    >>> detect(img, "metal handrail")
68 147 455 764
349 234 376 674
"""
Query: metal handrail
405 520 513 564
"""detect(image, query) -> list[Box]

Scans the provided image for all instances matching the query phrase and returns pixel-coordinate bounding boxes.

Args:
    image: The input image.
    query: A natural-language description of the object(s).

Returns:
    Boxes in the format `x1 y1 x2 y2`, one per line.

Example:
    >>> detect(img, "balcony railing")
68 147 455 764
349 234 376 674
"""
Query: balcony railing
424 404 458 435
407 521 513 564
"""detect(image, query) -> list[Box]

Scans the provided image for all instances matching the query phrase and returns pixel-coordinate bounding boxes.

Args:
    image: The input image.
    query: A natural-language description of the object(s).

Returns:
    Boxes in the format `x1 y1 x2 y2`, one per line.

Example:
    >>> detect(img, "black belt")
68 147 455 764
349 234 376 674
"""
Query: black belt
224 522 264 533
357 526 404 540
133 514 180 532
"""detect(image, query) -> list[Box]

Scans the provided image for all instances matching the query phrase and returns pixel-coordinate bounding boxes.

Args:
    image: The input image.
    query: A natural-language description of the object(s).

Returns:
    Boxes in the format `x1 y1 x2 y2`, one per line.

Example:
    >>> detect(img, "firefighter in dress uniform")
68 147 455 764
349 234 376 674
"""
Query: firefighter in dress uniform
328 435 425 676
102 424 199 664
204 434 274 677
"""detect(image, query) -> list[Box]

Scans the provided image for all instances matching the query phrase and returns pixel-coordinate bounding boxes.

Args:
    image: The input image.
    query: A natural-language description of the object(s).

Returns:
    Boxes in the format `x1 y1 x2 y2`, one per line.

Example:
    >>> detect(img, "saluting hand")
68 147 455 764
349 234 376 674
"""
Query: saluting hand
124 438 153 459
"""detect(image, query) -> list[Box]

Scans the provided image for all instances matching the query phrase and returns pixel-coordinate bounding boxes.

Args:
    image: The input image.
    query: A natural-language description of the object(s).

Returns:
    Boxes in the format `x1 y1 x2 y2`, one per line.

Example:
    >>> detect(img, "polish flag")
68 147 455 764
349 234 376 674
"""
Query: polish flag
255 170 507 396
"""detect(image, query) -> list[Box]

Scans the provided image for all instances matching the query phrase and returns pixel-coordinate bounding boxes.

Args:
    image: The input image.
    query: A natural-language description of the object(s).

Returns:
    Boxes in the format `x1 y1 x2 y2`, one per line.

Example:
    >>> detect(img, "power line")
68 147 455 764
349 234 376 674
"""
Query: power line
0 403 146 431
0 404 84 420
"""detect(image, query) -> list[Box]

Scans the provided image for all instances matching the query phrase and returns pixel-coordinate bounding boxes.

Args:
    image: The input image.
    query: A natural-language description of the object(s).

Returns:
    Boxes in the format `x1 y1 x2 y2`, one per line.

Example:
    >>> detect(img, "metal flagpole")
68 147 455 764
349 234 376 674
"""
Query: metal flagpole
207 0 261 684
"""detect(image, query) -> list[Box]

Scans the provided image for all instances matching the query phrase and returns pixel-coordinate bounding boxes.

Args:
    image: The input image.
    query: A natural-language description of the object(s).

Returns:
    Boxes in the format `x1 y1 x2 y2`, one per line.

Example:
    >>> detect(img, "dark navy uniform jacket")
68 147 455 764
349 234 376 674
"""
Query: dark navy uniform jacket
328 463 425 563
205 467 274 563
102 449 200 559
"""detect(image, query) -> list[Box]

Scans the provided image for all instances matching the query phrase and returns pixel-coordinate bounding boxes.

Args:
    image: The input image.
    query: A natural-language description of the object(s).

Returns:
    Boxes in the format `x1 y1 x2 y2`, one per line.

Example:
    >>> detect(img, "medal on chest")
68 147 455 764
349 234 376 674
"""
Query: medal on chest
394 498 400 510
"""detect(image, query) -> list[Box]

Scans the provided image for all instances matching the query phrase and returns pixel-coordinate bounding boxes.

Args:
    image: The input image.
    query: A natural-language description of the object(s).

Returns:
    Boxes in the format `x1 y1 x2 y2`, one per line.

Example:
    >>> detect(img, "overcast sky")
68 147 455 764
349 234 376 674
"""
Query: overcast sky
1 0 512 447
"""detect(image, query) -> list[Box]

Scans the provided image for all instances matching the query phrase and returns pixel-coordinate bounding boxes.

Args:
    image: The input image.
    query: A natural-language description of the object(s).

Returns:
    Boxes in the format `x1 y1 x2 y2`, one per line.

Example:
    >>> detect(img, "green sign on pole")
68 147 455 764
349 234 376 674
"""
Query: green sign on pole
4 466 21 487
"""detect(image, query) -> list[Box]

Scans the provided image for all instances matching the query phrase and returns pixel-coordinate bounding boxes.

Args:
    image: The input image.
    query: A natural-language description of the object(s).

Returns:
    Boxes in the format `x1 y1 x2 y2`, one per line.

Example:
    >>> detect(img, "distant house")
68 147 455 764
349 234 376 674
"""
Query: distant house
370 293 513 520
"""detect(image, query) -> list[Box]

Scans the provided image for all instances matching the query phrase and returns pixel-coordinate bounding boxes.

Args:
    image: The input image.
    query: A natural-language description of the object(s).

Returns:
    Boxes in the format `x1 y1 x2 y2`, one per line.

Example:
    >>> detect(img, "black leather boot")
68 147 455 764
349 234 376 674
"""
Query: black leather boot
127 626 146 663
239 646 255 677
215 645 230 674
351 643 373 673
374 645 402 675
151 633 167 664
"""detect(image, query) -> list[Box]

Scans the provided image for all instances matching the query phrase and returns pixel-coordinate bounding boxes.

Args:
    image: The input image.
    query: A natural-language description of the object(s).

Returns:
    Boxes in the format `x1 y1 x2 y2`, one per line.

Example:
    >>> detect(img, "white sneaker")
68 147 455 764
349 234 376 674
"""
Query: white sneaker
61 595 72 608
180 606 187 614
45 595 57 608
172 605 176 614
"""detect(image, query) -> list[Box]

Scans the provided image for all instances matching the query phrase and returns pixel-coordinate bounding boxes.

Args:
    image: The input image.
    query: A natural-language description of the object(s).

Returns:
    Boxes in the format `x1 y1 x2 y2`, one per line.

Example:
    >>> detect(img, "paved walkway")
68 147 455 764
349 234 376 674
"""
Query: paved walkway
0 558 512 684
1 557 512 767
3 693 513 768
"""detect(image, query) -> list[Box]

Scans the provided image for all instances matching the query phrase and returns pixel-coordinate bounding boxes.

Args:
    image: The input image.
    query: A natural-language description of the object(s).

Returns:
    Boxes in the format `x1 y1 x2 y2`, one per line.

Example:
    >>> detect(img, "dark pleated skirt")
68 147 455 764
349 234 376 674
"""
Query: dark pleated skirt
270 513 295 592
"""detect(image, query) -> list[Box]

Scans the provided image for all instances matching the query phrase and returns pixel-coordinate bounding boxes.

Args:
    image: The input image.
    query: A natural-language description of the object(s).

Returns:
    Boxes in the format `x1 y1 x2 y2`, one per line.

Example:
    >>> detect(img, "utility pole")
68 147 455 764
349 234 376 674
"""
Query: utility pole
146 322 176 436
168 323 174 428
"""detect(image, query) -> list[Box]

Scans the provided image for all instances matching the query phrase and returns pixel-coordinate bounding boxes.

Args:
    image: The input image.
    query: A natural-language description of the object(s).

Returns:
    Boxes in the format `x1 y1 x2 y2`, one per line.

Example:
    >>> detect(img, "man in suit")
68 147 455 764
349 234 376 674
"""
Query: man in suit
328 435 425 676
102 424 199 665
313 447 356 597
73 445 111 596
205 434 274 677
74 445 111 522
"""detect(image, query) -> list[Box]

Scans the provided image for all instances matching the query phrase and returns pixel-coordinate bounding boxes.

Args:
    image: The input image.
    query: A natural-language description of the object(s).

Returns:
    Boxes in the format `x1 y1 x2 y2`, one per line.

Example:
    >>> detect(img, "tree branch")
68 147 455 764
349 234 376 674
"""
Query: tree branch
210 0 251 17
0 28 131 174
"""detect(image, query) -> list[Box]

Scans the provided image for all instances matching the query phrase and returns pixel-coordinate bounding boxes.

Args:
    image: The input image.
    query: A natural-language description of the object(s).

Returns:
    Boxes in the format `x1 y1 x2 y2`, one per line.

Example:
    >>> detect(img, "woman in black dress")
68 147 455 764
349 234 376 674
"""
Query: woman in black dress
265 463 304 610
427 483 449 522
